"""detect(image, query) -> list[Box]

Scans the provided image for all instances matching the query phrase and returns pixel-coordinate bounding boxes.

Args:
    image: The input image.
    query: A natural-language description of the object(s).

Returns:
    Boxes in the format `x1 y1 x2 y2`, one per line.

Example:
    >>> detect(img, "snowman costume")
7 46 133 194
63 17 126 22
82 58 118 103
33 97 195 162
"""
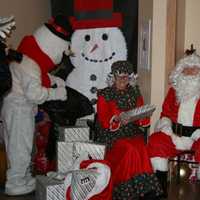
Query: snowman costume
2 15 71 196
66 0 127 110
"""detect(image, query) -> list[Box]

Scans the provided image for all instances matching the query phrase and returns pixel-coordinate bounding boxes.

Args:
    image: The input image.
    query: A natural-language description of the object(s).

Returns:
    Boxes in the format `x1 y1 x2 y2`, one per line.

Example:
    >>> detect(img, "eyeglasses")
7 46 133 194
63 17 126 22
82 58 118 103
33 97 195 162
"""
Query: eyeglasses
115 74 129 80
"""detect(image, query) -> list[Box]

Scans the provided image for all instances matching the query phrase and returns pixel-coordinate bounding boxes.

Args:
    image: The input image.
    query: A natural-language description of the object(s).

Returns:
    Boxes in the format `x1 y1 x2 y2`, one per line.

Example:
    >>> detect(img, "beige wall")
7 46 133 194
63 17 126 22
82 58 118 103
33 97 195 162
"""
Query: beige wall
138 0 168 130
176 0 185 60
138 0 153 104
0 0 51 48
150 0 168 127
184 0 200 54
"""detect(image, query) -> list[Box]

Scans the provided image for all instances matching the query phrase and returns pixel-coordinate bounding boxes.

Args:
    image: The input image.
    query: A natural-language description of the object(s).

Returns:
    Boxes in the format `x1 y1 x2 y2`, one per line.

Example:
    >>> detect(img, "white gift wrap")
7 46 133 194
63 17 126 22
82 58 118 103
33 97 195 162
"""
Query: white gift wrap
36 175 65 200
57 142 74 173
74 142 105 160
59 126 90 142
57 141 106 173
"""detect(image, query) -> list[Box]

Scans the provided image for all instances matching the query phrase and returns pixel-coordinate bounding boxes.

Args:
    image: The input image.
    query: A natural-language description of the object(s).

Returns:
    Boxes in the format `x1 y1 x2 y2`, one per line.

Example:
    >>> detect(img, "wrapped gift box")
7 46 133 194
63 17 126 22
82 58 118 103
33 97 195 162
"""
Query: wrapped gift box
36 175 65 200
59 126 90 142
57 141 106 173
57 142 74 173
74 142 105 160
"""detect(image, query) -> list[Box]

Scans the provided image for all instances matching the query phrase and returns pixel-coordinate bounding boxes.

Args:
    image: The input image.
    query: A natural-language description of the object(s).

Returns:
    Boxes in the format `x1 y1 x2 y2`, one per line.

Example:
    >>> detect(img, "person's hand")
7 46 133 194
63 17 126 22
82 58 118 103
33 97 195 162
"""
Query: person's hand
191 129 200 141
49 74 66 87
53 76 66 87
54 87 67 100
48 86 67 101
120 118 129 125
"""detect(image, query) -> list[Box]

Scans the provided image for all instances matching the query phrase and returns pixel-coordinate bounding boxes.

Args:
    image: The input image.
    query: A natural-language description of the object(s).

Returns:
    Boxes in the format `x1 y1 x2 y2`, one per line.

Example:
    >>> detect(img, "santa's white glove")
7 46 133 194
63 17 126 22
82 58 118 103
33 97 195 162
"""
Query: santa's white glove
171 135 193 150
48 86 67 101
153 117 173 136
48 74 66 87
191 129 200 141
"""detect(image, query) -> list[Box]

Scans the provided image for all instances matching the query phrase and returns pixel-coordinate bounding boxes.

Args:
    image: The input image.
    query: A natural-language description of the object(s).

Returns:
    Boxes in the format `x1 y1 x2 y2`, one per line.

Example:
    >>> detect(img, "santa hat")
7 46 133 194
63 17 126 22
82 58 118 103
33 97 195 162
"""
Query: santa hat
70 0 122 30
65 160 112 200
45 14 72 41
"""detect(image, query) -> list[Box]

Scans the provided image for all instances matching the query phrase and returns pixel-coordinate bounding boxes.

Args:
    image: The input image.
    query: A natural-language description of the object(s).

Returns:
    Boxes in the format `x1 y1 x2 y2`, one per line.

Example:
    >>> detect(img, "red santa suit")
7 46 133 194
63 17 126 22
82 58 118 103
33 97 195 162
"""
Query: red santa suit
148 87 200 169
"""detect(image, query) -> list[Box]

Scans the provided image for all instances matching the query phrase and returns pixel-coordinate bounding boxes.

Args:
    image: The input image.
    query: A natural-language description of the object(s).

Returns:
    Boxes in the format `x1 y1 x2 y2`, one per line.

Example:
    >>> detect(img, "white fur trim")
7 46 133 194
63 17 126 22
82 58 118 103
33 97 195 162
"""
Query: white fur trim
178 97 196 126
86 162 111 200
191 129 200 141
64 173 72 200
151 157 168 171
171 135 193 150
154 117 173 136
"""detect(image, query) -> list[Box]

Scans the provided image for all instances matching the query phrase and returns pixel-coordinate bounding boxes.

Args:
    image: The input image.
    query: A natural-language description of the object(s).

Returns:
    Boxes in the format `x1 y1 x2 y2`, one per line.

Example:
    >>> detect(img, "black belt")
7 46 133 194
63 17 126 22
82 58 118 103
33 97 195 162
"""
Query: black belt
172 122 200 137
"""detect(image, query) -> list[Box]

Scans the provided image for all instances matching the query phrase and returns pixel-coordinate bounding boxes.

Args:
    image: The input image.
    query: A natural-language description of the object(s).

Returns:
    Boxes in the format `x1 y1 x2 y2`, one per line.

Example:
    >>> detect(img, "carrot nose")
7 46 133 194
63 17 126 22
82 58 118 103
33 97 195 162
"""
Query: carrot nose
90 44 98 53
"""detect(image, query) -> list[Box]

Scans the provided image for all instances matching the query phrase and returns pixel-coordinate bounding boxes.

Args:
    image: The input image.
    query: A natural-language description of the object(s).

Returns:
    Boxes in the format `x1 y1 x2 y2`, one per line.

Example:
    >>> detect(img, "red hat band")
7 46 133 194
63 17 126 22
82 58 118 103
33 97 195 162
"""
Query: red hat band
48 17 69 37
70 0 122 30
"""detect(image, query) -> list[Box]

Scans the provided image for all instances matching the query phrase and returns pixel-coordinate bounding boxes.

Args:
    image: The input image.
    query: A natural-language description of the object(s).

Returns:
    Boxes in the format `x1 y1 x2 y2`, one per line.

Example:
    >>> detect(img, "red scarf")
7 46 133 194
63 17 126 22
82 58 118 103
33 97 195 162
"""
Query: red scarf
17 35 56 88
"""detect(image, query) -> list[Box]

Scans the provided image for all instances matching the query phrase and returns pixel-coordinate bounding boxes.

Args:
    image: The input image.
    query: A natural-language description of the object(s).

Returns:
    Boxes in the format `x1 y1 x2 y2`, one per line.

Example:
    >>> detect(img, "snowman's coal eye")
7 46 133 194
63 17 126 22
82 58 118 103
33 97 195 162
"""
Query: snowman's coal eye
85 35 91 42
102 33 108 40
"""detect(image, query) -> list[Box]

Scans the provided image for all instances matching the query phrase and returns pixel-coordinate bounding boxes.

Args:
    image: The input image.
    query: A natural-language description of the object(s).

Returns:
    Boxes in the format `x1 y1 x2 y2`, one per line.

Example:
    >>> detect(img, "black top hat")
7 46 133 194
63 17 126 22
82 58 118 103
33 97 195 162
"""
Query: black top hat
45 14 72 41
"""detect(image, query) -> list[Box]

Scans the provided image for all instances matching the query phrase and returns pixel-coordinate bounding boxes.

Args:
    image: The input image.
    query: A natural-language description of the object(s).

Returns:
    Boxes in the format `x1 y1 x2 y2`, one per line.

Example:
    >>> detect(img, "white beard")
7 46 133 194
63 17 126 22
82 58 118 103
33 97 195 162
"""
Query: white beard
174 74 200 103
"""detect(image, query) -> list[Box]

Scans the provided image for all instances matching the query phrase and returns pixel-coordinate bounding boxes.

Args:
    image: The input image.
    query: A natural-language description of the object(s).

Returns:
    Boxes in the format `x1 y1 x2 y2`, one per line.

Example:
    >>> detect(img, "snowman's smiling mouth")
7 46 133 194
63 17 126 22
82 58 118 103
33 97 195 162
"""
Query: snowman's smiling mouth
81 52 116 63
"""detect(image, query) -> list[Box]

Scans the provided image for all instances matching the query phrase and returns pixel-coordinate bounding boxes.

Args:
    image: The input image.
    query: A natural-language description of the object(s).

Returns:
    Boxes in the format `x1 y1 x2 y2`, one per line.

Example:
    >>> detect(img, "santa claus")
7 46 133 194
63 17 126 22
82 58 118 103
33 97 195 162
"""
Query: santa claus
1 15 71 196
148 52 200 197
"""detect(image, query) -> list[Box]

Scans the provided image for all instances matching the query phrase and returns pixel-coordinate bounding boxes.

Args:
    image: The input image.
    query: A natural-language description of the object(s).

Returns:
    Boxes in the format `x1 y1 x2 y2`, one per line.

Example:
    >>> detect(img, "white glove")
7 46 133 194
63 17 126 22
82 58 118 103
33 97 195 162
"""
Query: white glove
171 135 193 150
48 87 67 101
154 117 173 136
191 129 200 141
49 74 66 87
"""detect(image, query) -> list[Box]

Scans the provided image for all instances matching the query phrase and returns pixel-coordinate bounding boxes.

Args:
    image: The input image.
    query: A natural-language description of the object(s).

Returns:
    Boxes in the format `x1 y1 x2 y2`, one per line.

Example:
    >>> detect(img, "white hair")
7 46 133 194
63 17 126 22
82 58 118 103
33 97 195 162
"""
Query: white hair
106 72 138 87
170 53 200 102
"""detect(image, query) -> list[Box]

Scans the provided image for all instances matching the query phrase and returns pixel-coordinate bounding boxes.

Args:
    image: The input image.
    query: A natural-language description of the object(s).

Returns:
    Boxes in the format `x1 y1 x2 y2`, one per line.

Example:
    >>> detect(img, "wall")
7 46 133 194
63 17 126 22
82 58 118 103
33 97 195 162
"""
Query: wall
176 0 185 60
184 0 200 54
138 0 168 130
138 0 153 104
0 0 51 48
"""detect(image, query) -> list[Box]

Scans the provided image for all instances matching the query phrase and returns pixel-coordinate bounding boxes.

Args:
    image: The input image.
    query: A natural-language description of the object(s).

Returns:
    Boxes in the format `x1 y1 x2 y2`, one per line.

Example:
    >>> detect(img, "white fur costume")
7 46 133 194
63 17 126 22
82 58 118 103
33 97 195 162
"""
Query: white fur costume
2 21 69 196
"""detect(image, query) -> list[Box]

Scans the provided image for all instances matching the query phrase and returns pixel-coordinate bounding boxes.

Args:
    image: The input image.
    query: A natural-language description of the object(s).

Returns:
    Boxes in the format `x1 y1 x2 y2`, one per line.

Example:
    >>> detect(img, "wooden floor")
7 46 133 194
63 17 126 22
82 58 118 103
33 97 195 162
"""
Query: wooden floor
0 181 200 200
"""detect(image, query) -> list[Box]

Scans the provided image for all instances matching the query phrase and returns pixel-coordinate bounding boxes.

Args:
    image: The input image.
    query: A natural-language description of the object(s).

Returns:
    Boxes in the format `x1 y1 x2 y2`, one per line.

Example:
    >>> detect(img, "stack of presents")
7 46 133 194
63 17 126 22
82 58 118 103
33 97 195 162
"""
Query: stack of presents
36 122 106 200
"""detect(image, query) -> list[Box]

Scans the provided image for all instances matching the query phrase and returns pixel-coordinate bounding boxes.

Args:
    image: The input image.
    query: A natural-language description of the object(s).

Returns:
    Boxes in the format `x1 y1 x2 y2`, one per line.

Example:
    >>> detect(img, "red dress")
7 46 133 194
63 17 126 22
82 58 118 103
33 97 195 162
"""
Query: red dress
96 85 153 186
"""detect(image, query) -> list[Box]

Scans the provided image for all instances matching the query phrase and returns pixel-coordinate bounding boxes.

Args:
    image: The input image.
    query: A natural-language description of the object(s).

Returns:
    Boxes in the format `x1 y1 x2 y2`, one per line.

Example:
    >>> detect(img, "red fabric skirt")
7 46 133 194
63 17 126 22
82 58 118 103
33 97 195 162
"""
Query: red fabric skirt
105 135 153 186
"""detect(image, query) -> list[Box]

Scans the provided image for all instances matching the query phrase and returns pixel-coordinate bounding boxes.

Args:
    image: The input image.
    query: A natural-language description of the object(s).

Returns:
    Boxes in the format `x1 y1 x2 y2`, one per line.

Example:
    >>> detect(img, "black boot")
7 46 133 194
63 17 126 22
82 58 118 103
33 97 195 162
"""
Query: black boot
156 170 168 199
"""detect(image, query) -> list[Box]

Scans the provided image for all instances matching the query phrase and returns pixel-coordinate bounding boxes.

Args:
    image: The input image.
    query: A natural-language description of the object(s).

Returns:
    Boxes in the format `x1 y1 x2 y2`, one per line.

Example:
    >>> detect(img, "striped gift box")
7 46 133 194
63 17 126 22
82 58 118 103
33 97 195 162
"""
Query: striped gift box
59 126 90 142
57 142 74 173
36 175 65 200
73 142 105 160
57 141 105 173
